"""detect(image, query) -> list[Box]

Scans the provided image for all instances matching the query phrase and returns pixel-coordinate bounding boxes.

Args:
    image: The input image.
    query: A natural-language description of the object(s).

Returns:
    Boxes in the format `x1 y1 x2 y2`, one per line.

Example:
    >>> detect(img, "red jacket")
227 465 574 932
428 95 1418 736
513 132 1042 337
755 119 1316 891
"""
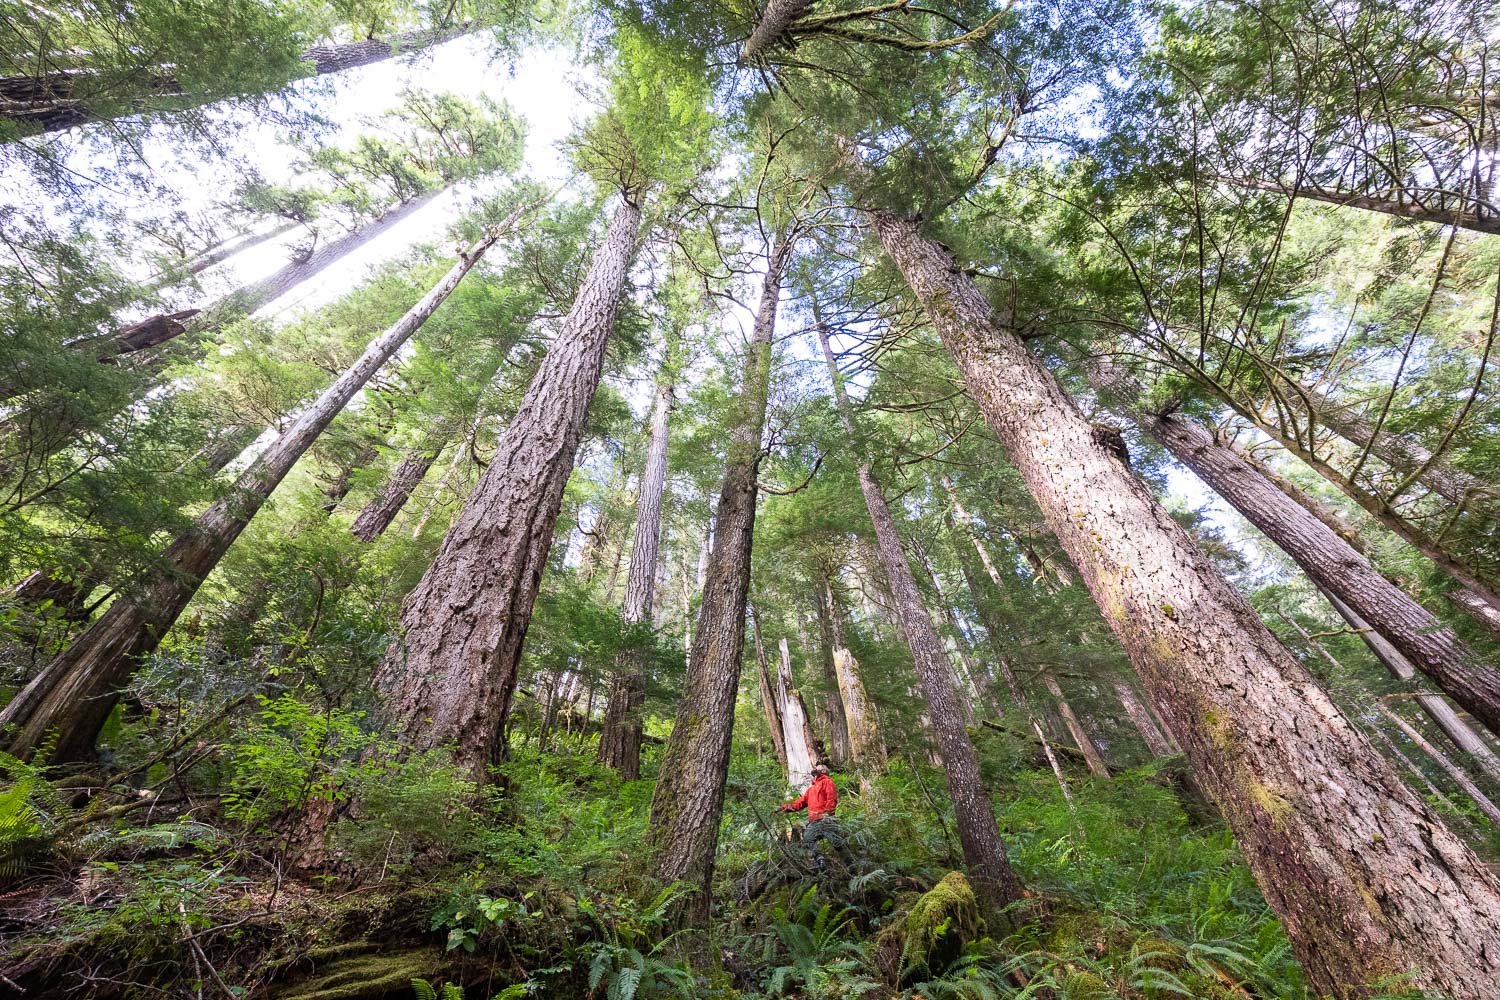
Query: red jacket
783 774 838 821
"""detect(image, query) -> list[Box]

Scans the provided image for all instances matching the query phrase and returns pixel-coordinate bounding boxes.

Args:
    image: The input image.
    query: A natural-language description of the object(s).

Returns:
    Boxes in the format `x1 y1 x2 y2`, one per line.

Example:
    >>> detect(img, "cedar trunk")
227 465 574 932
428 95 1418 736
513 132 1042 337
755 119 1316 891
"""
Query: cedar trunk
598 372 674 778
876 208 1500 998
648 237 787 929
367 197 640 785
351 429 451 541
0 222 509 761
816 319 1024 916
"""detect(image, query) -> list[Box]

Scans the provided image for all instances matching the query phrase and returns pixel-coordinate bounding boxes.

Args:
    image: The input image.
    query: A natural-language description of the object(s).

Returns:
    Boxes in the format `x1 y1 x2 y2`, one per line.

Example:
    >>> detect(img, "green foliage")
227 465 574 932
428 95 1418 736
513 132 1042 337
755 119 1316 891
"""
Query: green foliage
577 884 696 1000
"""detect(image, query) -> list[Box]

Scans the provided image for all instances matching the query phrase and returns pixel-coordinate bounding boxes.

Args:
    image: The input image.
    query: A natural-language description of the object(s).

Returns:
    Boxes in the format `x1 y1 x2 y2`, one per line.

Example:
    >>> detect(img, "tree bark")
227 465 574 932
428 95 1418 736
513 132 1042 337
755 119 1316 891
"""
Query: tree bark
807 596 853 765
350 429 451 541
599 371 674 778
1113 681 1173 759
1043 672 1110 778
1095 371 1500 742
1209 173 1500 238
751 610 789 771
832 646 883 774
1381 704 1500 830
816 317 1024 917
363 196 639 785
775 637 819 787
1319 589 1500 784
648 236 787 929
1310 403 1485 509
1 25 473 139
0 218 514 761
739 0 813 65
875 207 1500 998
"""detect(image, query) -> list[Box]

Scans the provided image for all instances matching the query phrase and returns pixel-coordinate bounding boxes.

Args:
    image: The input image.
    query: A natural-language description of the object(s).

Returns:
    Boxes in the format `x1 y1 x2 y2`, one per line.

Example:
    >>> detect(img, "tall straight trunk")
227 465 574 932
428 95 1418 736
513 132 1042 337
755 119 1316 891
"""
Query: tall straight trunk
598 371 674 778
1113 681 1174 758
1319 589 1500 784
1381 704 1500 829
350 430 450 541
776 637 818 787
1194 378 1500 632
875 207 1500 997
364 197 640 784
1095 372 1500 741
739 0 813 64
948 519 1029 711
0 219 514 761
915 545 988 721
816 318 1024 916
1042 672 1110 778
751 610 789 771
2 24 473 139
648 236 788 929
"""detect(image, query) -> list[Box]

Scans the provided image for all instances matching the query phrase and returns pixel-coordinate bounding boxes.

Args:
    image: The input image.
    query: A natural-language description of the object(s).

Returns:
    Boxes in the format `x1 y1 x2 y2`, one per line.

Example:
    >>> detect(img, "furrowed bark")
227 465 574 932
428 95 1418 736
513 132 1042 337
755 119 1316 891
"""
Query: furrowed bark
875 207 1500 998
2 25 473 140
816 318 1024 917
364 196 639 785
0 220 511 762
649 236 787 929
1094 372 1500 742
598 371 674 778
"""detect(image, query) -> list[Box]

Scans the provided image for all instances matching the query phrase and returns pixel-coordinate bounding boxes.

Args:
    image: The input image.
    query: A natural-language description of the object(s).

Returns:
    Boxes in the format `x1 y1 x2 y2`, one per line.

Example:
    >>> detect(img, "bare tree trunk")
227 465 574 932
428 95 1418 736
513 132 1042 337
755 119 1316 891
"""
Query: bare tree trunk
357 196 640 785
1381 704 1500 829
0 219 515 761
2 24 474 139
776 637 818 787
806 597 853 766
648 236 788 929
1094 370 1500 741
1319 589 1500 784
816 317 1024 917
1042 672 1109 778
598 370 674 778
875 207 1500 997
833 646 883 777
751 609 788 771
1114 681 1173 759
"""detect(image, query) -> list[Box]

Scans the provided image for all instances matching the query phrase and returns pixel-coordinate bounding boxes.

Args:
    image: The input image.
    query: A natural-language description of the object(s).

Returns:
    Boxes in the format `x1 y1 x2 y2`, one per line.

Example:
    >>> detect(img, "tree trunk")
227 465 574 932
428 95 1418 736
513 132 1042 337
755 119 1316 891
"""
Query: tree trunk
1190 378 1500 633
775 637 819 787
1319 589 1500 784
1311 403 1484 508
648 235 787 929
807 598 853 766
599 372 674 778
2 24 473 139
362 196 639 785
1380 704 1500 830
1042 673 1110 777
875 207 1500 998
833 646 883 774
1113 681 1173 759
816 318 1024 917
1209 173 1500 238
350 430 450 541
751 610 789 771
739 0 813 65
1097 374 1500 742
0 219 514 762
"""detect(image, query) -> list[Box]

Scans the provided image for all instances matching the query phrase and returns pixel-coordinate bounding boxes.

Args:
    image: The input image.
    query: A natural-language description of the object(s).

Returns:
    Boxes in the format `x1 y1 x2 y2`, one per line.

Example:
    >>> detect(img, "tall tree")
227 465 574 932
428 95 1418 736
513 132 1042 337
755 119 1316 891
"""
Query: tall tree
0 204 529 761
870 202 1500 997
649 232 789 928
816 317 1024 916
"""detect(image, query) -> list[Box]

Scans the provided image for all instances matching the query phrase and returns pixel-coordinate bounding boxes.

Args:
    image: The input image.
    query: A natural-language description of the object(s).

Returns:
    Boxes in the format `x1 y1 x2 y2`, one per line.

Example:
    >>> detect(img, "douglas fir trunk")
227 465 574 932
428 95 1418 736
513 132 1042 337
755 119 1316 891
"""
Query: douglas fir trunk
368 197 641 784
874 208 1500 998
648 237 788 928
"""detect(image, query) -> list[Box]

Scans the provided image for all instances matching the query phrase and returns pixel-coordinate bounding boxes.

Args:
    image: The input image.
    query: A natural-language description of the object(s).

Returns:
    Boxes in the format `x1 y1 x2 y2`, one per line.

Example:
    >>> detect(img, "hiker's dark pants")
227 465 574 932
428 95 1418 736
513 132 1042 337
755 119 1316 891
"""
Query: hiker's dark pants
804 816 840 871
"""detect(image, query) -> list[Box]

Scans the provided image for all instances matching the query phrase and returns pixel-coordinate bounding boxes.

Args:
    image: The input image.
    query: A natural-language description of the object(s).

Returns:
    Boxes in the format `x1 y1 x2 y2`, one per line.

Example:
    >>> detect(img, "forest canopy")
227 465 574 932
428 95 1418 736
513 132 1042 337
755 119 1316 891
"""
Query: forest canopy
4 1 1500 998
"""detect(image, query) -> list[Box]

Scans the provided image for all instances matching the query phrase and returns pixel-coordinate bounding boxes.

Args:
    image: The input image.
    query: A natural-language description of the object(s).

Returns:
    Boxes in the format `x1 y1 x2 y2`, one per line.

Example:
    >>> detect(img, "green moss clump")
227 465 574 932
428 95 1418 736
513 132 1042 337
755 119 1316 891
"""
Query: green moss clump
272 947 438 1000
898 871 983 982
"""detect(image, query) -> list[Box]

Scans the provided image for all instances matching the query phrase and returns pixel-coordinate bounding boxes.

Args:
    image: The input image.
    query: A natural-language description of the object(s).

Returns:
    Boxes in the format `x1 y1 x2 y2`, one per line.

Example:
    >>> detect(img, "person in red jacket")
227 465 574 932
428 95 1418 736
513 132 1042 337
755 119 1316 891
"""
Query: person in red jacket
777 763 838 821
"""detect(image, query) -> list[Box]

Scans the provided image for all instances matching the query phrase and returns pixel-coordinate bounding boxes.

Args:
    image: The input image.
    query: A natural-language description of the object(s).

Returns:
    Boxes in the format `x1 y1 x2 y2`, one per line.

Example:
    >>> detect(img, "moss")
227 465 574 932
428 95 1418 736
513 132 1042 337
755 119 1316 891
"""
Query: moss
272 946 439 1000
898 872 983 982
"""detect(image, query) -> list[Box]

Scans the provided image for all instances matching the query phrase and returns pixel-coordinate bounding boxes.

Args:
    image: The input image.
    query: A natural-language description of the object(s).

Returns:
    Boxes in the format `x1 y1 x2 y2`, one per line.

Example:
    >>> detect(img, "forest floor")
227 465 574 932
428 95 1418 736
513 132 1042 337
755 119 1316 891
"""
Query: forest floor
1 732 1453 1000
